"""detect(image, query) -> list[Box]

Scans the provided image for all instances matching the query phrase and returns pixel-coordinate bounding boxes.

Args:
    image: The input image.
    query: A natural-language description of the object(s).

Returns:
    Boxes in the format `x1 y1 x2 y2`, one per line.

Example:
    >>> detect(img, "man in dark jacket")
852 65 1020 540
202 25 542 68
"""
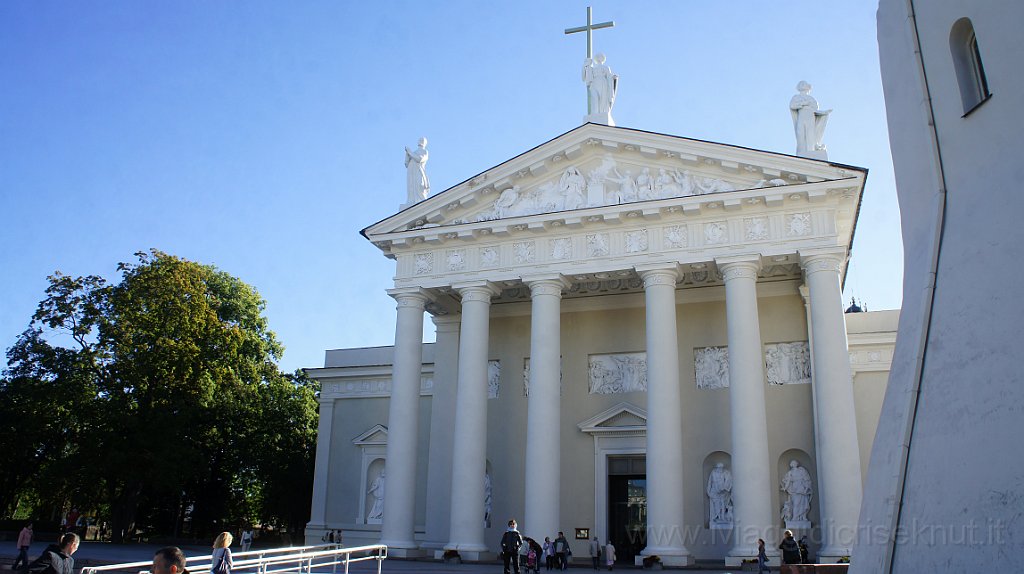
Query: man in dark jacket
501 519 524 574
27 533 78 574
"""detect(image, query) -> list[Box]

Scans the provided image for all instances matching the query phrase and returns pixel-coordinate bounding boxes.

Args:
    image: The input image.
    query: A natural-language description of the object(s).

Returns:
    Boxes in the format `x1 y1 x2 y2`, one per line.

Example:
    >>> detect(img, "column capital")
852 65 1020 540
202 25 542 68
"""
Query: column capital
523 274 571 298
636 265 681 288
799 250 847 275
716 257 761 282
453 280 501 303
387 287 434 309
431 314 462 333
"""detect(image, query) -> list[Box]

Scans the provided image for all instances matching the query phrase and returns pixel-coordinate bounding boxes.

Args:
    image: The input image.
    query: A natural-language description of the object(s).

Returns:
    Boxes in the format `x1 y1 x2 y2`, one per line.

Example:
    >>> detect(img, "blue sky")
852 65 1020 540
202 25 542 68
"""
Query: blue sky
1 1 901 374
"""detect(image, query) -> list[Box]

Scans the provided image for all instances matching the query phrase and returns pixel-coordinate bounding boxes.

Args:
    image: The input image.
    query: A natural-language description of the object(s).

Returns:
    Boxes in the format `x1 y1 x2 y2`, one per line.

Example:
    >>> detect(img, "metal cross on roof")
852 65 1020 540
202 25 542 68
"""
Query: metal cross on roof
564 6 615 60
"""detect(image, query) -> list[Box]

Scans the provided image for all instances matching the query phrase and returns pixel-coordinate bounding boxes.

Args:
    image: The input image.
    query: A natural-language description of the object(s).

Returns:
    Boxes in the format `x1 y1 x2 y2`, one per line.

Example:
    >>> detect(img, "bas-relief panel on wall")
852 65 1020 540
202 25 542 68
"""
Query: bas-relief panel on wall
588 352 648 394
521 358 562 397
694 341 811 389
765 342 811 386
488 360 500 399
695 346 731 390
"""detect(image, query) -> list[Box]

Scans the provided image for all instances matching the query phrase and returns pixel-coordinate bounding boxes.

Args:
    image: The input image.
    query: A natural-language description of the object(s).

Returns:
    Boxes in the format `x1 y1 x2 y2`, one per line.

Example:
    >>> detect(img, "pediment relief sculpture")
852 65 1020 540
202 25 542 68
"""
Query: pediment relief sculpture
468 153 779 223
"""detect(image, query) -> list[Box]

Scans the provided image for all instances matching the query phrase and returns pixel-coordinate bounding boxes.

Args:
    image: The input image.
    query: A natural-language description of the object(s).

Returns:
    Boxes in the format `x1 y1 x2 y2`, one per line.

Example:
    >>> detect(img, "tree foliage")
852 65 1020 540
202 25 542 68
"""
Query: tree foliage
0 250 318 540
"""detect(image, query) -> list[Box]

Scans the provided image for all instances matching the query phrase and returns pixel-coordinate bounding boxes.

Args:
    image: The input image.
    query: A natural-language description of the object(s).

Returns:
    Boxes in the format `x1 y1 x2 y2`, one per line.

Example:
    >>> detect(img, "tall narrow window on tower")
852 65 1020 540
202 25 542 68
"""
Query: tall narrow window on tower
949 18 991 115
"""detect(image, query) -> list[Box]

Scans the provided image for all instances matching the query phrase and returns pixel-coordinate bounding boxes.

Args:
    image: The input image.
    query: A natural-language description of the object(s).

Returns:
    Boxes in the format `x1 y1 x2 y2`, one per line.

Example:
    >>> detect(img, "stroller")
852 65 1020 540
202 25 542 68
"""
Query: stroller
523 537 543 574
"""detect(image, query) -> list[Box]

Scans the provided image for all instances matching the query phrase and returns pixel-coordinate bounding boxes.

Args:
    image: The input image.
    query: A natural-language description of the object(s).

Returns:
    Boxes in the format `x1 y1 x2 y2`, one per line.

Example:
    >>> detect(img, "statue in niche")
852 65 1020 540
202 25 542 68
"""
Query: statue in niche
790 81 831 159
781 460 813 526
484 471 493 528
560 167 588 210
367 468 386 521
706 463 734 529
404 138 430 204
583 53 618 117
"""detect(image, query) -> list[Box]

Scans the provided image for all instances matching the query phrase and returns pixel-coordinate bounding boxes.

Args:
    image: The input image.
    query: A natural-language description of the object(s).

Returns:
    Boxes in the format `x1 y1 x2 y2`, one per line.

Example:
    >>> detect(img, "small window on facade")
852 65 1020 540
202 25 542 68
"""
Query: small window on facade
950 18 991 114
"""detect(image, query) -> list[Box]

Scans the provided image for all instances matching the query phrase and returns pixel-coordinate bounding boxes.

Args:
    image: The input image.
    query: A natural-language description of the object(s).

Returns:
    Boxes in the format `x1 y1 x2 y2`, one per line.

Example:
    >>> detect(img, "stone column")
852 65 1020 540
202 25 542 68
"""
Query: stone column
306 395 336 542
523 276 569 540
380 288 431 555
718 259 775 565
637 266 692 566
445 282 499 558
800 252 862 560
423 315 461 551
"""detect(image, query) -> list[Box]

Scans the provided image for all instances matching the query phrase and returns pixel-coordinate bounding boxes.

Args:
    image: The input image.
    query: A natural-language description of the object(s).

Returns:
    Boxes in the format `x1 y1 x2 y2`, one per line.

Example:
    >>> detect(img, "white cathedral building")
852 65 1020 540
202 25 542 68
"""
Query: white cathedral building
304 45 898 566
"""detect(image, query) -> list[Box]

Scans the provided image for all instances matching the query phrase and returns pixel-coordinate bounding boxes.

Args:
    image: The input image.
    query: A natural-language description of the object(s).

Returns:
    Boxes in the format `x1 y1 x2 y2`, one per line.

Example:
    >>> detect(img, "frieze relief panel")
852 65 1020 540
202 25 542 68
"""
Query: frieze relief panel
765 342 811 385
322 377 434 399
695 346 730 390
588 352 648 394
522 357 563 397
488 360 501 399
393 207 825 282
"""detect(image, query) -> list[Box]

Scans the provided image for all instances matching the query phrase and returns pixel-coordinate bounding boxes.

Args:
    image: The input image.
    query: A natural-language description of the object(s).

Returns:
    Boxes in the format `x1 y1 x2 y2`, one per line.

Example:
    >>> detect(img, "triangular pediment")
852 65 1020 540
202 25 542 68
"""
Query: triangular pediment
578 402 647 435
352 424 388 446
363 123 864 250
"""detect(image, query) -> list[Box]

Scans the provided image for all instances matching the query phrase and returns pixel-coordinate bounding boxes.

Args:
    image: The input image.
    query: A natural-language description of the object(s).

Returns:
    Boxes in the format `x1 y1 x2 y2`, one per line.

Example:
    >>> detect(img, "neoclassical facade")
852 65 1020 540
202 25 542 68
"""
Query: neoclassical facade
305 123 897 565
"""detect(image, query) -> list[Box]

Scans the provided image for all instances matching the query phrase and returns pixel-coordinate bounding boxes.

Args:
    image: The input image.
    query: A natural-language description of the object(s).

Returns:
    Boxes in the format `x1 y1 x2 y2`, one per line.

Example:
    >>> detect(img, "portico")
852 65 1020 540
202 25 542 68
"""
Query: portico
305 122 888 565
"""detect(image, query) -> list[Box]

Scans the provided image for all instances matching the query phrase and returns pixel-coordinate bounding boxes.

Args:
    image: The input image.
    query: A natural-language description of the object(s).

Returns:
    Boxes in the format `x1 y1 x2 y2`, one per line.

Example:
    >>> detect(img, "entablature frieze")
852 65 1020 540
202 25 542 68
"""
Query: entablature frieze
366 124 865 247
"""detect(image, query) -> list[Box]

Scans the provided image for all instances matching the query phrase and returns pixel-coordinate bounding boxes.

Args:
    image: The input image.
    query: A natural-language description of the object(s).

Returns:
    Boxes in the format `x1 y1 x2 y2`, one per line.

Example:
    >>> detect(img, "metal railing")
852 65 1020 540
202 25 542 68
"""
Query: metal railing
80 544 387 574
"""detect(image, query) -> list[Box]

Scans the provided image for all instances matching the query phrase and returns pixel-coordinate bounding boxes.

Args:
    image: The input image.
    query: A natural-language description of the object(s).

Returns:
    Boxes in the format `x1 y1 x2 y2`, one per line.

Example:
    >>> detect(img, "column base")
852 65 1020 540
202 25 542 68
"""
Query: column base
385 547 425 558
434 549 495 562
638 548 692 567
817 546 854 563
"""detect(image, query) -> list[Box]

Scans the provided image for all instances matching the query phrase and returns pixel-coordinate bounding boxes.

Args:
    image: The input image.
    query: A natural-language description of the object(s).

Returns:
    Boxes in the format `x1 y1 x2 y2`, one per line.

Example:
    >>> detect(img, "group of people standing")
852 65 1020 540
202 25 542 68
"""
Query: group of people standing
754 530 811 574
500 520 617 574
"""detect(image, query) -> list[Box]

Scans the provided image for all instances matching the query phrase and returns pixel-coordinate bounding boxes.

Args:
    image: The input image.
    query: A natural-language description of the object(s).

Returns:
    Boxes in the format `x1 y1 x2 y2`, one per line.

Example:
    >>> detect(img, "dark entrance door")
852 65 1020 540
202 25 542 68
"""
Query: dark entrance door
607 456 646 565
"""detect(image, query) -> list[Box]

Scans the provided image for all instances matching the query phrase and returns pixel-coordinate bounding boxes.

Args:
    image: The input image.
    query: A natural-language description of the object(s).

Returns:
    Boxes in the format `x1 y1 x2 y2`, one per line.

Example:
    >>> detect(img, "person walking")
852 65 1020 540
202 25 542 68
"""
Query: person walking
13 521 33 571
211 532 234 574
778 530 801 565
240 528 254 552
604 540 616 571
500 519 524 574
757 538 769 574
588 536 601 570
25 532 78 574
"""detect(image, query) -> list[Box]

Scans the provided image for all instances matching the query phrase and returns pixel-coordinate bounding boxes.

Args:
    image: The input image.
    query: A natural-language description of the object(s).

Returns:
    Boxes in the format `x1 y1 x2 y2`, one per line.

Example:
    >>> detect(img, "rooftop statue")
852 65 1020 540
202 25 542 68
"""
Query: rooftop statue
790 81 831 160
583 53 618 125
404 137 430 208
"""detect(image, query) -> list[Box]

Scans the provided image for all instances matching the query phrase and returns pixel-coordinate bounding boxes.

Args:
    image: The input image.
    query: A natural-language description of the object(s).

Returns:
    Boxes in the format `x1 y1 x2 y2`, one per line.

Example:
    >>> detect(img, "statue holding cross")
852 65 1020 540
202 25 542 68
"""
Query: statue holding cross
565 7 618 126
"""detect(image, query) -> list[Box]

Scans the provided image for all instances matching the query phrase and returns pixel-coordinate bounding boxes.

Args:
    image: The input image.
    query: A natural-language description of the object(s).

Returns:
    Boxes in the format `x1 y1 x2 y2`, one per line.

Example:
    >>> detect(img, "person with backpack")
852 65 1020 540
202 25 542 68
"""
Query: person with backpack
500 519 524 574
26 532 78 574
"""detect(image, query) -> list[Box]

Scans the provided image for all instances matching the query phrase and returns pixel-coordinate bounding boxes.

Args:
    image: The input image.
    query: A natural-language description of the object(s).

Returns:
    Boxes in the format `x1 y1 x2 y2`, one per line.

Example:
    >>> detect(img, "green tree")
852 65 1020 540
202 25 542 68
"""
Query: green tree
1 250 318 541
